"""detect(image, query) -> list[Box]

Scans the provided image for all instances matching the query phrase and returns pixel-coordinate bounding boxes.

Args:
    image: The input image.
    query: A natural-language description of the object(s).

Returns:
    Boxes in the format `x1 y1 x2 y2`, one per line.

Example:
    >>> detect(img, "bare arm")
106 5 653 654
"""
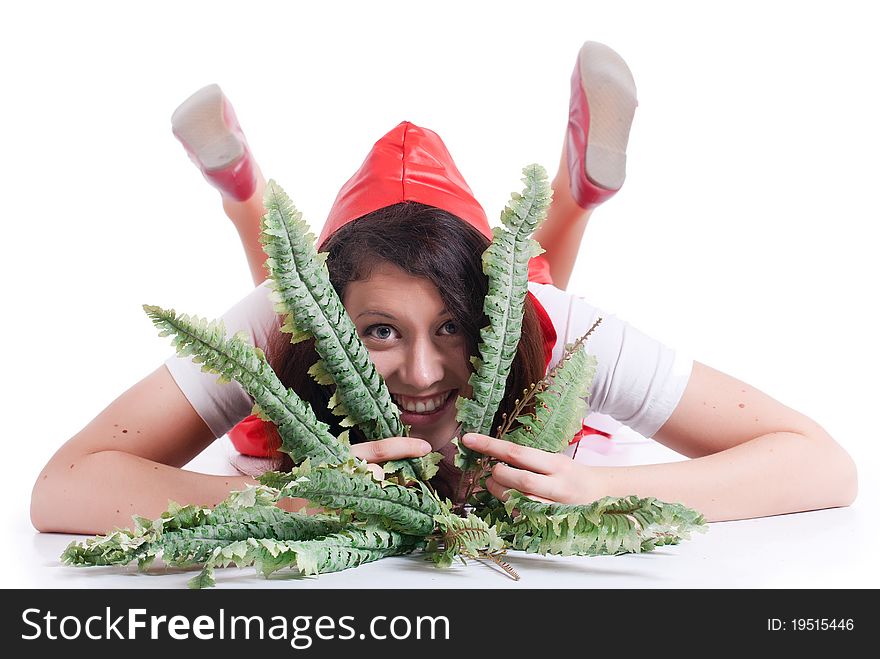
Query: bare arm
30 364 435 535
463 361 858 522
30 365 259 535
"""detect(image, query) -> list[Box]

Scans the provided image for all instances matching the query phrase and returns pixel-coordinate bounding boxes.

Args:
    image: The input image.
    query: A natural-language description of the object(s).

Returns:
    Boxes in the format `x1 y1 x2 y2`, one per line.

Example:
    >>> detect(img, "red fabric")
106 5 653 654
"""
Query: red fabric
228 415 281 458
570 423 612 444
527 292 556 371
318 122 492 246
527 253 553 286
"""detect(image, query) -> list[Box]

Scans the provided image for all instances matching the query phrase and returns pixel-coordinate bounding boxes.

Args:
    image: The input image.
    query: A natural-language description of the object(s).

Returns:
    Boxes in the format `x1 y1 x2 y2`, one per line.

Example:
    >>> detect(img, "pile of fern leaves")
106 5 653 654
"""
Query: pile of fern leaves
62 165 706 587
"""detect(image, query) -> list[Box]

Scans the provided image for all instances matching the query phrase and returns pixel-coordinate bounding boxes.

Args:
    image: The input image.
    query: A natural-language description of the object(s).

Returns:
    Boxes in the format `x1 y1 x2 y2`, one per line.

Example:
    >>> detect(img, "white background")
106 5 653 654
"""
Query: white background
1 1 878 587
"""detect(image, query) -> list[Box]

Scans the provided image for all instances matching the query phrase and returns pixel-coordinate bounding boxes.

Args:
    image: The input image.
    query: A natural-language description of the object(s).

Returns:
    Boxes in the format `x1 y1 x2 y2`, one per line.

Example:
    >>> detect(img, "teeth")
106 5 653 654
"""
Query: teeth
393 391 450 414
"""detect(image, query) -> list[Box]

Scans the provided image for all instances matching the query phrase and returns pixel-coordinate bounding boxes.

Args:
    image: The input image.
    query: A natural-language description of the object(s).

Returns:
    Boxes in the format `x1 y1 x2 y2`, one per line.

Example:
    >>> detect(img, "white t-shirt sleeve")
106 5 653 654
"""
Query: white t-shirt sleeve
529 282 693 438
163 281 280 438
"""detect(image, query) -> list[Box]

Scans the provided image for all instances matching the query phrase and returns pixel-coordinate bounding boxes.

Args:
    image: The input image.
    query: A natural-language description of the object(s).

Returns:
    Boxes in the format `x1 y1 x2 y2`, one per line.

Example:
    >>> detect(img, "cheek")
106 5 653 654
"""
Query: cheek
450 344 474 391
368 352 396 380
455 341 473 374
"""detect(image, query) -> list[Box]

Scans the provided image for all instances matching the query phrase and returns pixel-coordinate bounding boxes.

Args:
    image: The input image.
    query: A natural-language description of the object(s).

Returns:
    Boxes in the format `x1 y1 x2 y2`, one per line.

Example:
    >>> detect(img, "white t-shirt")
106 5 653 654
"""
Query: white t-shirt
164 281 693 443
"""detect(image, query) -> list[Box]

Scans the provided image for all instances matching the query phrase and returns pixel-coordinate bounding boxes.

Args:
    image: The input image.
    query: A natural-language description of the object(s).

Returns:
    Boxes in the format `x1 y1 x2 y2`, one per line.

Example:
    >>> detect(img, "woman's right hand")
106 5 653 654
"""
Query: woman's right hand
350 437 433 480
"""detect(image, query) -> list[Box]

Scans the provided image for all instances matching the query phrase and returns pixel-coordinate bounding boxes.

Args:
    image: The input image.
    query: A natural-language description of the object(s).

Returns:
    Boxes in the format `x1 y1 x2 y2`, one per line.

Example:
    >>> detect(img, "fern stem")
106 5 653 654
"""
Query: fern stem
456 456 491 514
477 550 520 581
497 382 546 439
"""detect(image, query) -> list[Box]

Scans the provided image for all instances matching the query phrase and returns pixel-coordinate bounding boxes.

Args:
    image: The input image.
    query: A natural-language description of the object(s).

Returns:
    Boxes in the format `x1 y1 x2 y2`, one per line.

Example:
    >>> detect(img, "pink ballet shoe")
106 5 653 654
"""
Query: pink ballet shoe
171 84 257 202
566 41 638 209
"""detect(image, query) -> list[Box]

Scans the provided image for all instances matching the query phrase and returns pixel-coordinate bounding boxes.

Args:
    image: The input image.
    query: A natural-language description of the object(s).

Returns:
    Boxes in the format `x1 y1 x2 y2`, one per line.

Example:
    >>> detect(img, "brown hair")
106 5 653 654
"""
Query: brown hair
267 202 547 497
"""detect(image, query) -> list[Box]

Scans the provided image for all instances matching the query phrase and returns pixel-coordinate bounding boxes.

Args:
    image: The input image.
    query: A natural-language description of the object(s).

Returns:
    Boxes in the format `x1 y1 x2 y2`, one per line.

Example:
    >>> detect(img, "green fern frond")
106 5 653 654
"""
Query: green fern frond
261 463 442 536
503 330 598 453
381 451 443 484
191 525 422 588
427 506 505 568
260 181 405 443
455 165 551 468
496 491 707 556
62 496 343 569
63 165 710 588
143 305 349 465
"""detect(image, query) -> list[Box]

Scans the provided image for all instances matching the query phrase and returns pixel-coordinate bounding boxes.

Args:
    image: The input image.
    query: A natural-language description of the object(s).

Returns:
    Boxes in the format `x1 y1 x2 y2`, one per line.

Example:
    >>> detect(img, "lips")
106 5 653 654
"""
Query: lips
392 390 455 414
393 390 457 424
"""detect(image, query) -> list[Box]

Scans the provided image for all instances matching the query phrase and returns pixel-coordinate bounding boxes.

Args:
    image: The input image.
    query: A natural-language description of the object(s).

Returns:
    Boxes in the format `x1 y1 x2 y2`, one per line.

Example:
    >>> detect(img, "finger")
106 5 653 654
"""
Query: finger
491 462 559 501
484 476 511 501
366 463 385 481
461 433 560 474
350 437 432 464
485 477 554 504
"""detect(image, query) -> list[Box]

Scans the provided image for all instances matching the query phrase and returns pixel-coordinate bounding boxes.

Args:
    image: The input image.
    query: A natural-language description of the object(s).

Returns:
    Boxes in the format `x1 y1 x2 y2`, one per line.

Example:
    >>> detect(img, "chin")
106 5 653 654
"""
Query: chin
412 423 459 452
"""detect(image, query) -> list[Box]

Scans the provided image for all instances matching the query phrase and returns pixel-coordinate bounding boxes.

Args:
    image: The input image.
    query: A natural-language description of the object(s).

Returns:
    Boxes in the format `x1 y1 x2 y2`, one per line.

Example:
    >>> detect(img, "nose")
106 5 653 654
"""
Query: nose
400 336 446 391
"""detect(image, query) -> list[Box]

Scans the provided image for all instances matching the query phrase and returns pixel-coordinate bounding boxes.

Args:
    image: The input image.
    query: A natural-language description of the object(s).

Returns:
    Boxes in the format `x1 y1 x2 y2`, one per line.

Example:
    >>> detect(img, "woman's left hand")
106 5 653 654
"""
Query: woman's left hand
461 433 594 505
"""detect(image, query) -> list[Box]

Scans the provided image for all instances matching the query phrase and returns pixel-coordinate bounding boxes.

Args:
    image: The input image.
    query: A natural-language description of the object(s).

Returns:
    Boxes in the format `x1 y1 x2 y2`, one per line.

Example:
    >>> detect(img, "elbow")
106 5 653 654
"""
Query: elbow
30 475 53 533
832 447 858 508
30 510 52 534
803 424 859 509
30 465 68 533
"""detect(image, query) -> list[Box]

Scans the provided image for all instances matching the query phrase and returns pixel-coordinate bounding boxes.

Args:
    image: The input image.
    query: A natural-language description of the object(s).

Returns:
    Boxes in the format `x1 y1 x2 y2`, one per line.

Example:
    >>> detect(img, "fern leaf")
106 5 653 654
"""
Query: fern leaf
144 305 349 465
427 505 505 568
307 358 336 386
193 525 421 587
495 491 707 556
454 164 552 466
503 336 598 453
62 495 343 569
260 181 405 443
382 451 443 484
187 565 216 589
263 464 442 535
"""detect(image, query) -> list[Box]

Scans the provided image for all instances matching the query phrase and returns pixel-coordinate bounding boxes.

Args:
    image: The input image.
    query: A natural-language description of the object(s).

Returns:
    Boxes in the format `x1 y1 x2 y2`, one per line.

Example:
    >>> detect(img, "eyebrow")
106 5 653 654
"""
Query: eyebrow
356 308 449 320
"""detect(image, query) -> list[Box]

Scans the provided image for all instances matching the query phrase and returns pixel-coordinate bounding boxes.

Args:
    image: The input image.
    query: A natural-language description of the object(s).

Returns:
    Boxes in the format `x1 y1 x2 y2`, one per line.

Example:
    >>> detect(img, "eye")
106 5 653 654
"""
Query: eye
440 321 459 335
364 324 397 341
363 321 459 342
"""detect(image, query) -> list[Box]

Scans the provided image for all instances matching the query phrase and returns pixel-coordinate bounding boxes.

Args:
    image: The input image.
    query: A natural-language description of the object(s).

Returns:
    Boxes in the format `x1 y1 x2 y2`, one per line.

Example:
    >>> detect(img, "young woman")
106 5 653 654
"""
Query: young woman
30 42 857 536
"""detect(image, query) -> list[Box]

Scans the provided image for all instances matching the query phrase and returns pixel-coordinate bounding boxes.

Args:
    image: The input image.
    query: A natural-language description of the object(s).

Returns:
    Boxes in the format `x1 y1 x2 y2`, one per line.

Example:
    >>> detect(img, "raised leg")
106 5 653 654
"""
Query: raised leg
535 142 596 290
171 84 269 286
221 169 269 286
535 41 637 291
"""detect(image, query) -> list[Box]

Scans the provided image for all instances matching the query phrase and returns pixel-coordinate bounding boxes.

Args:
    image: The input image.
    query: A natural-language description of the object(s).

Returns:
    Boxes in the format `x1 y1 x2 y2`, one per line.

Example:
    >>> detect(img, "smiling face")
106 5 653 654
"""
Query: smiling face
343 261 474 450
